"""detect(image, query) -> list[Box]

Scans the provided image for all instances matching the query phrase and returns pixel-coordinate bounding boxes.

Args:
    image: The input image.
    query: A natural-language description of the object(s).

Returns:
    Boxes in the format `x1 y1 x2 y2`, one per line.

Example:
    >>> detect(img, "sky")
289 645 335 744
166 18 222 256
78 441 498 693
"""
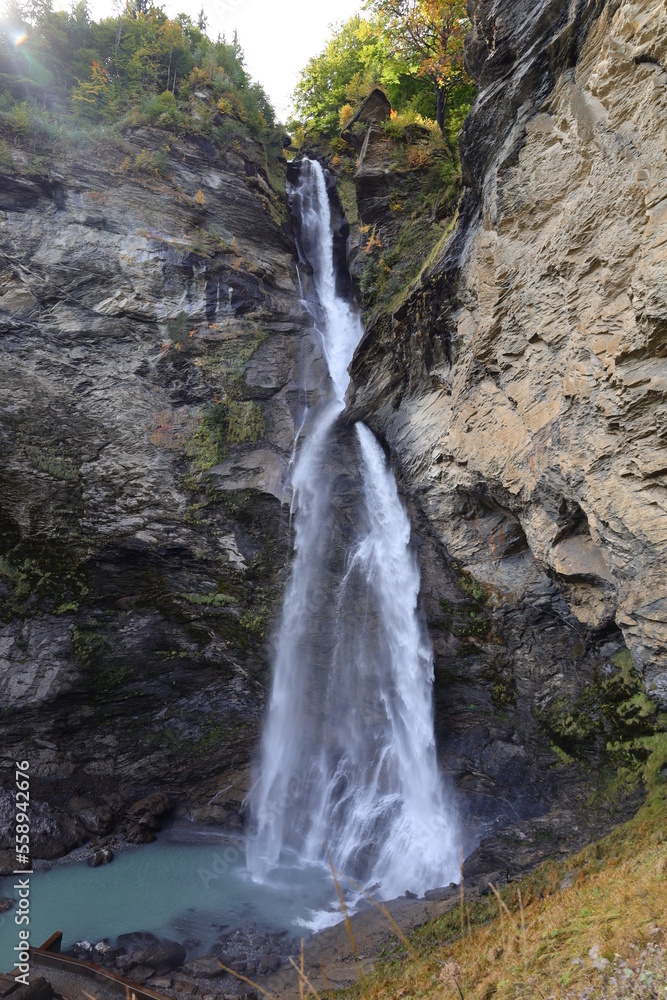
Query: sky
56 0 365 121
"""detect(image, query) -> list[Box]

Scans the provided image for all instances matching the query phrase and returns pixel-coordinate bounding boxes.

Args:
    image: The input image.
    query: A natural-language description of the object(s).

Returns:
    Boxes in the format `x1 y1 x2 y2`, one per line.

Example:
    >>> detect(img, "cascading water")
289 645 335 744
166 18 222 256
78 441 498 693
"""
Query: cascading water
246 158 459 904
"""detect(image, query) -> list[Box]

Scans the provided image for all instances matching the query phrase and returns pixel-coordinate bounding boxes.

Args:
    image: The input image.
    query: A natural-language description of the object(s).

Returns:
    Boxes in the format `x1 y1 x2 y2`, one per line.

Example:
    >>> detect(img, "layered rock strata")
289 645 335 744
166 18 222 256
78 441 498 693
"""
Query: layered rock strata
347 0 667 828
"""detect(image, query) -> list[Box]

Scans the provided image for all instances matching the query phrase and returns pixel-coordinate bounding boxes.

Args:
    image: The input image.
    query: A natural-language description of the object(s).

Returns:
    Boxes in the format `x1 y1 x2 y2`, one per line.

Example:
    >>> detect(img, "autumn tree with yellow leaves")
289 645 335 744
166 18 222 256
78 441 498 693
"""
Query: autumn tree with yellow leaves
368 0 469 132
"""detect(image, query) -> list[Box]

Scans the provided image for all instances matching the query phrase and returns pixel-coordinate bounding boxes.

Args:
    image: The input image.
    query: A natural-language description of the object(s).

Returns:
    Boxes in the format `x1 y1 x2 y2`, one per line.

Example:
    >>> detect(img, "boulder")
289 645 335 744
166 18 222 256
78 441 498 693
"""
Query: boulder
172 981 197 996
127 792 174 819
183 956 225 978
1 791 88 860
148 975 173 989
127 965 155 985
116 933 186 973
341 89 392 151
87 847 113 868
135 813 162 832
124 823 156 845
77 805 115 836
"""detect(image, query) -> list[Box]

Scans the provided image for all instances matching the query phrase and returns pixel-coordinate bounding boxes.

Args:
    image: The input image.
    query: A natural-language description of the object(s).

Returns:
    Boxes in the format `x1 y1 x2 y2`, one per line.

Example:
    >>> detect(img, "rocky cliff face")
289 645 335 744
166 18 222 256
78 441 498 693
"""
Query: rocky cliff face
0 125 324 849
347 0 667 838
2 0 664 869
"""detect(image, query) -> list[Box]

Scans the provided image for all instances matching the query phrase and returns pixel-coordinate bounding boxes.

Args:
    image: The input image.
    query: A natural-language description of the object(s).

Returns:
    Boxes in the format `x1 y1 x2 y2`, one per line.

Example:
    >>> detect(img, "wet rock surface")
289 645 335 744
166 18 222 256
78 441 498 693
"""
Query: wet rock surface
66 925 295 999
0 126 323 838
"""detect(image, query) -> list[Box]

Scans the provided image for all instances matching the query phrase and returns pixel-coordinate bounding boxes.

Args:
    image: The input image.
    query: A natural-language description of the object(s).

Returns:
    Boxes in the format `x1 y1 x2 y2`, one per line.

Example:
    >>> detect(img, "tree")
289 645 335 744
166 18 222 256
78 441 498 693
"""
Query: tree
71 58 111 119
13 0 53 26
0 0 277 148
367 0 469 132
294 15 386 138
160 18 186 93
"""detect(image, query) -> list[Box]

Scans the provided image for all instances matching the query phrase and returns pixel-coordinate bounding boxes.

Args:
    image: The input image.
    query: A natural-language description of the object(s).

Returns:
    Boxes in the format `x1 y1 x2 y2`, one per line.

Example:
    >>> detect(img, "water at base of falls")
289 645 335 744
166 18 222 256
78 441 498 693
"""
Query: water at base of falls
0 831 336 972
246 158 459 908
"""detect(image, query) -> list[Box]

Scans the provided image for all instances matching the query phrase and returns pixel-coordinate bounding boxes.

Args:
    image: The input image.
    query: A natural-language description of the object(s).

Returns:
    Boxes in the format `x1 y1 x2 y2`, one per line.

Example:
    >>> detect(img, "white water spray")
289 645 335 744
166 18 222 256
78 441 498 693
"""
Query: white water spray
247 159 458 899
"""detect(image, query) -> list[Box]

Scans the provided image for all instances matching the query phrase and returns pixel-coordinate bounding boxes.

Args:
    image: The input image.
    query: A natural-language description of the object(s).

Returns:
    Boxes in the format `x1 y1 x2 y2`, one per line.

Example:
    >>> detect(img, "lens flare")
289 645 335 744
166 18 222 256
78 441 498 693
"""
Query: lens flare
14 32 28 46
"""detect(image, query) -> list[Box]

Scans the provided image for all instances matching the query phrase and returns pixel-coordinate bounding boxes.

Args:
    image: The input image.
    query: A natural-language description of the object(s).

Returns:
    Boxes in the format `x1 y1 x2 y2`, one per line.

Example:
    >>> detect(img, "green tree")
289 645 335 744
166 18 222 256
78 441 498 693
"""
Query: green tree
294 15 387 138
0 0 278 152
15 0 53 27
160 18 187 93
367 0 469 132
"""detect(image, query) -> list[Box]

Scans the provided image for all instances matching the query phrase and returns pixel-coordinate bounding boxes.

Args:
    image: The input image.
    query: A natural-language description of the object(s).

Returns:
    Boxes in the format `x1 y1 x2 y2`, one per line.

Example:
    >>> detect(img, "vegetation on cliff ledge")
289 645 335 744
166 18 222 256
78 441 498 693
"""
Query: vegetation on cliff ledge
287 2 476 324
292 0 475 143
0 0 281 166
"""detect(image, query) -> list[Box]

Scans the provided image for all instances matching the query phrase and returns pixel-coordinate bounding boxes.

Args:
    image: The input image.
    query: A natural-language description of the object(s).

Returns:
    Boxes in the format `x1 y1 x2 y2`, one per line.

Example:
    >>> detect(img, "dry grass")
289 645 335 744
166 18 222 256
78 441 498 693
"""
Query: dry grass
342 740 667 999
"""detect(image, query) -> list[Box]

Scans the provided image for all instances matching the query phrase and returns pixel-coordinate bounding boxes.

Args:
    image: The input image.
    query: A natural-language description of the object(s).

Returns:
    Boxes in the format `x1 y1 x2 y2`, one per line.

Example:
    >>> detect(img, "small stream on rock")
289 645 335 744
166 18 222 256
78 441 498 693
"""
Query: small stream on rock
0 158 458 974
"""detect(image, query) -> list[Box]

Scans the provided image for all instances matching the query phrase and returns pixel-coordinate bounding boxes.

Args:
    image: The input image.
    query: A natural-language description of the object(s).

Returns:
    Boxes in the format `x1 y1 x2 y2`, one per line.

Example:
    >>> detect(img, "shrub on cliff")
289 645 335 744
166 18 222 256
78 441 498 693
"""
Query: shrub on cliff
0 0 278 152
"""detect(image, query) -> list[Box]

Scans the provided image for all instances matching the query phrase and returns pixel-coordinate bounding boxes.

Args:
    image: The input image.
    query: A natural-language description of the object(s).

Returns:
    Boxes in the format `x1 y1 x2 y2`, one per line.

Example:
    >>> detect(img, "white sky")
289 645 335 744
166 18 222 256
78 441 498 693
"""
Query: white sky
59 0 365 121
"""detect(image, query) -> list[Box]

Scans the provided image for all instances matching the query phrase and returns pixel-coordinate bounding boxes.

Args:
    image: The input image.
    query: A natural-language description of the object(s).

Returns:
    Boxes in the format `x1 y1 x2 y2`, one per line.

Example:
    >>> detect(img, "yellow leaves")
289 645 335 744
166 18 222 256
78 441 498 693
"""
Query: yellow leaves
71 59 111 119
363 225 382 253
195 188 205 207
339 103 355 128
89 60 109 84
407 146 432 169
371 0 471 120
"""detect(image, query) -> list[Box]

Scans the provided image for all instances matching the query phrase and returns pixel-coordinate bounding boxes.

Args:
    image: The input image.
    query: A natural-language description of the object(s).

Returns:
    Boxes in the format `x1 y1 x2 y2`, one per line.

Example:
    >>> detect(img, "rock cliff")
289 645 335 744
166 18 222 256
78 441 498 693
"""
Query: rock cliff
347 0 667 835
0 124 322 846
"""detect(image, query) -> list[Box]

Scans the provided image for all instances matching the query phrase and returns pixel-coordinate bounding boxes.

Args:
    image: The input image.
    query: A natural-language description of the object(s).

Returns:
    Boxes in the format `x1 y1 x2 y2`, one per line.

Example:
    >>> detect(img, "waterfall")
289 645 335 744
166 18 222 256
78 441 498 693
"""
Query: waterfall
246 158 459 901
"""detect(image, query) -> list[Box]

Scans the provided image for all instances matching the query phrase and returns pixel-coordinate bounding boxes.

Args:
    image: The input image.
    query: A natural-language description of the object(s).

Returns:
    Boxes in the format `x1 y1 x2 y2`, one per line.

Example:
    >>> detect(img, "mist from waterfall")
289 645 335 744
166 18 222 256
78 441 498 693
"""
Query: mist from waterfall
246 158 459 902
